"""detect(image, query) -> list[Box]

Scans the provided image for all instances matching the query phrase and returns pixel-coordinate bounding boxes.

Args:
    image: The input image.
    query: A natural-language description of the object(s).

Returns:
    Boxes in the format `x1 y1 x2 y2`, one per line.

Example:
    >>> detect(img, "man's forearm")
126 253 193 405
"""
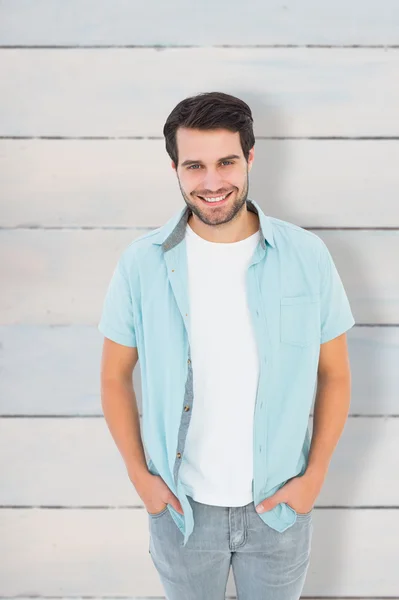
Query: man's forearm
100 377 150 487
305 373 351 482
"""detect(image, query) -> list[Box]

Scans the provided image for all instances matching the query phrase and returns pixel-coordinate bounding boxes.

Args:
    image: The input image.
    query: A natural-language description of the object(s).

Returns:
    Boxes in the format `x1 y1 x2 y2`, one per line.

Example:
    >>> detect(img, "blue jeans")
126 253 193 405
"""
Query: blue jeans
148 494 313 599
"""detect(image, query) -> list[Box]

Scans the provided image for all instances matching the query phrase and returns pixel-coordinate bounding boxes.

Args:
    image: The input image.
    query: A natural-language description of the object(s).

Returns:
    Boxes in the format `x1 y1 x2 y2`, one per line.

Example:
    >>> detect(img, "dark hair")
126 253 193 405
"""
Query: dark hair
163 91 255 167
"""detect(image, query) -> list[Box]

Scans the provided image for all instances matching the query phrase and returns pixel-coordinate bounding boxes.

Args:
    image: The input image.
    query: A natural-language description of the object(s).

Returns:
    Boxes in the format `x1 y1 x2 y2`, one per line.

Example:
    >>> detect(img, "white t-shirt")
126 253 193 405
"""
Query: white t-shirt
178 220 261 506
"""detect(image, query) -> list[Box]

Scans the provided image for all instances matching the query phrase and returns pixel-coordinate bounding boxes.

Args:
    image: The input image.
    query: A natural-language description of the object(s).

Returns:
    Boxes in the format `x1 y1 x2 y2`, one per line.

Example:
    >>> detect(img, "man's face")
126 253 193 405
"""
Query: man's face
172 127 254 227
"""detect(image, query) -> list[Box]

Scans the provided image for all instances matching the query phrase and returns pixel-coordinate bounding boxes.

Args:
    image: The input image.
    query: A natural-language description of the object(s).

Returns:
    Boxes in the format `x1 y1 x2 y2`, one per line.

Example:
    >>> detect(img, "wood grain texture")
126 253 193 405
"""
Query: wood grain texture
1 48 398 137
0 325 398 416
1 139 399 228
0 0 398 45
0 229 396 324
0 3 398 597
1 507 398 595
1 417 398 506
0 597 363 600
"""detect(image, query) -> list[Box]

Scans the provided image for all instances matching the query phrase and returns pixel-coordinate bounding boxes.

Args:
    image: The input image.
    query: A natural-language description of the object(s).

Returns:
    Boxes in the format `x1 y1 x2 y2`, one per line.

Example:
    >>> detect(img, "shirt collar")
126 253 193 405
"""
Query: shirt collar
152 198 275 252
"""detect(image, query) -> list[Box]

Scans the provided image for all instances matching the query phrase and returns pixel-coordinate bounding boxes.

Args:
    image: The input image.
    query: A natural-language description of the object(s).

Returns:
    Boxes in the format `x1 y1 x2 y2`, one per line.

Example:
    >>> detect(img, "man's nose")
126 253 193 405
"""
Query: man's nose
201 169 225 192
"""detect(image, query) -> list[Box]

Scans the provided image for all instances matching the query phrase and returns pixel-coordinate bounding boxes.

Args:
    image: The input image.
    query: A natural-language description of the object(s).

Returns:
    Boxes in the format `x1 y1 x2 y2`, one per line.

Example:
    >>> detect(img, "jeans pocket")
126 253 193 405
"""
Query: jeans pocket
295 508 313 519
147 504 169 518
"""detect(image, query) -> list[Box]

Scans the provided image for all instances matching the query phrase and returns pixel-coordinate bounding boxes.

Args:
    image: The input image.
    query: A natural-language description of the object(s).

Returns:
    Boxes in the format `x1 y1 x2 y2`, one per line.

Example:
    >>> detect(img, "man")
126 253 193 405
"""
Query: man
98 91 355 599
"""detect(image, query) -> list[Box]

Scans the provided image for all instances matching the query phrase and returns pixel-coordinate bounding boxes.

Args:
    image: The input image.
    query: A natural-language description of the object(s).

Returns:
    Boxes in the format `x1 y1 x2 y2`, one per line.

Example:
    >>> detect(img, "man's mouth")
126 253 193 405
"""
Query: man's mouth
197 191 233 205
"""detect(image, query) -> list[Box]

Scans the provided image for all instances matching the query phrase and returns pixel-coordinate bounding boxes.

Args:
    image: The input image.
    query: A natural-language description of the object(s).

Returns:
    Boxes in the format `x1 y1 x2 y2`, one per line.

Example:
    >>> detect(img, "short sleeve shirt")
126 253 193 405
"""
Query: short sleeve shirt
98 198 355 545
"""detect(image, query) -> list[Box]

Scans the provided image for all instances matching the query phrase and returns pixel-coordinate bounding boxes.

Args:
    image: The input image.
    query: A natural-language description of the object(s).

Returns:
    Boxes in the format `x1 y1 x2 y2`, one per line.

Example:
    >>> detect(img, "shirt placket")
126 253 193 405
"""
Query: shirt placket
247 241 270 506
163 238 194 500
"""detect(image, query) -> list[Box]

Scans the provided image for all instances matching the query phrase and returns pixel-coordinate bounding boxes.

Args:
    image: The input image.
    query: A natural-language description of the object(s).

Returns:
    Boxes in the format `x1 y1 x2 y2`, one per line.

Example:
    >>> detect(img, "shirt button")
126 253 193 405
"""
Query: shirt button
184 405 190 412
177 452 182 459
187 358 191 364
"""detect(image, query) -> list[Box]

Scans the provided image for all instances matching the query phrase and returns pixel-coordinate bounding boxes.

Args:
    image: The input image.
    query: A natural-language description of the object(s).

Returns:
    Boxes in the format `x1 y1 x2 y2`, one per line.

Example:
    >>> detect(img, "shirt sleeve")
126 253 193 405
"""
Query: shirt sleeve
98 256 137 348
318 238 355 344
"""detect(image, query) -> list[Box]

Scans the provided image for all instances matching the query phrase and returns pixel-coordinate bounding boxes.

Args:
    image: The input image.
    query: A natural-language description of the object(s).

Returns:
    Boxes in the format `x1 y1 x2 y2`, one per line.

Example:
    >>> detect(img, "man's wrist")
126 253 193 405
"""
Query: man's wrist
304 463 328 484
127 464 152 488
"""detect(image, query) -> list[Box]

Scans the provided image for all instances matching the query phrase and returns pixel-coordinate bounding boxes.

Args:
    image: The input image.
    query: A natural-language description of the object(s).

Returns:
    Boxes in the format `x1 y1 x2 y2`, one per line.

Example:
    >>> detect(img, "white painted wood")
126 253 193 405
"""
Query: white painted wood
0 325 398 416
319 230 399 323
0 324 138 415
0 229 137 324
2 139 399 228
0 507 158 596
1 417 399 506
0 324 106 415
0 508 398 595
0 0 398 45
0 595 355 600
349 327 399 415
0 5 397 598
0 229 397 324
1 48 398 137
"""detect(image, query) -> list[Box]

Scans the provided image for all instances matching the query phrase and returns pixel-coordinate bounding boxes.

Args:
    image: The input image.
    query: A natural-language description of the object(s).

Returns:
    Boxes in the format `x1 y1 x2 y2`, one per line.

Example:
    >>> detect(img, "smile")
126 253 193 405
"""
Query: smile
198 191 233 205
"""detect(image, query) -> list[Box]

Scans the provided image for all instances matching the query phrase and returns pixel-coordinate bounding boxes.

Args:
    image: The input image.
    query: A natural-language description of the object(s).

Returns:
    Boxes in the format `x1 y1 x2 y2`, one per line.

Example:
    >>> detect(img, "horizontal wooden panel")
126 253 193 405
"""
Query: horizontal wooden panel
0 324 104 415
2 139 399 228
0 325 398 416
1 48 398 137
0 598 357 600
1 417 399 506
0 507 398 595
0 230 397 324
0 0 398 46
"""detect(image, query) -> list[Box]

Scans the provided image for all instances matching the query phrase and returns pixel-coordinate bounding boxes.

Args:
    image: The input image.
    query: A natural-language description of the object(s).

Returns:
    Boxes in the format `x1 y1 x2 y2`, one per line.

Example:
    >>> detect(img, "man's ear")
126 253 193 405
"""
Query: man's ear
247 147 255 171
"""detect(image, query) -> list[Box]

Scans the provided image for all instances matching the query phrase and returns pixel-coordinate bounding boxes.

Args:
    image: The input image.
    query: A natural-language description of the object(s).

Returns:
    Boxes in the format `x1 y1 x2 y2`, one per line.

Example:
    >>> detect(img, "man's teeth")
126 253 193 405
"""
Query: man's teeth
201 193 230 203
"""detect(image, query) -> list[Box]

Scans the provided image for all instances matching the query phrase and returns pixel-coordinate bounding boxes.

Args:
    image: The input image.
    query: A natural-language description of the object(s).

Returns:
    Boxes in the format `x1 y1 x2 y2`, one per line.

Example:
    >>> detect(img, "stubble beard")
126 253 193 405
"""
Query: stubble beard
178 172 250 228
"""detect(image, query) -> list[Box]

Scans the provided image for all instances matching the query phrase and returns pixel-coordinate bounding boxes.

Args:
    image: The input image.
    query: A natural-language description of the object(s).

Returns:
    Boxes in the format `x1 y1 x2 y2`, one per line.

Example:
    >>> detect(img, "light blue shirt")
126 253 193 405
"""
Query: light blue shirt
98 198 355 546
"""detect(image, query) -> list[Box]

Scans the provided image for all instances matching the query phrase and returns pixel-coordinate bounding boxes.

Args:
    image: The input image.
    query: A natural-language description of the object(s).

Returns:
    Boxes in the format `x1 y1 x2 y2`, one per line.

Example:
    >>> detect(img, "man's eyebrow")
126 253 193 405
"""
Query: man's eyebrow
180 154 241 167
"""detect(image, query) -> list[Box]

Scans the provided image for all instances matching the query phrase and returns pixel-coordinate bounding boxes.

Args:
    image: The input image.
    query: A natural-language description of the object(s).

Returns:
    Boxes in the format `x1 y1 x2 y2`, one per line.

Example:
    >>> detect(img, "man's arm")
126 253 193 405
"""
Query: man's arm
100 337 184 514
97 254 184 514
305 331 352 484
100 337 150 488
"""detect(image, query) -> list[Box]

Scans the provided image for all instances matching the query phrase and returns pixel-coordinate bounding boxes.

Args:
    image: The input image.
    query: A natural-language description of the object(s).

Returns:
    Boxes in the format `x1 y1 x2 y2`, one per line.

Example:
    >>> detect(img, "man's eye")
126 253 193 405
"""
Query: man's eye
188 161 234 170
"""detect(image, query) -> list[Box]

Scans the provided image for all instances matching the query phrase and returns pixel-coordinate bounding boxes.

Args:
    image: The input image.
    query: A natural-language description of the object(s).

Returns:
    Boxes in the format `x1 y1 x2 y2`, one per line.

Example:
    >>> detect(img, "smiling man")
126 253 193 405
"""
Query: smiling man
98 91 355 599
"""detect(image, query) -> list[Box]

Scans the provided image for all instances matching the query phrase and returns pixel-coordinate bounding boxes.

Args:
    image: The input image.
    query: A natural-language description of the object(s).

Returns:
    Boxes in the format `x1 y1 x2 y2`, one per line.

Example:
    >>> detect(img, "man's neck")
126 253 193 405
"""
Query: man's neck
187 207 260 244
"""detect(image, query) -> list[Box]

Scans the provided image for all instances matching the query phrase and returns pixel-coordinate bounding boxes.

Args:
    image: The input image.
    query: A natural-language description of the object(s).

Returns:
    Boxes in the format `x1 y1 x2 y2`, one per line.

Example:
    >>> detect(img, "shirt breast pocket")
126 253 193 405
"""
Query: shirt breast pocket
280 294 320 347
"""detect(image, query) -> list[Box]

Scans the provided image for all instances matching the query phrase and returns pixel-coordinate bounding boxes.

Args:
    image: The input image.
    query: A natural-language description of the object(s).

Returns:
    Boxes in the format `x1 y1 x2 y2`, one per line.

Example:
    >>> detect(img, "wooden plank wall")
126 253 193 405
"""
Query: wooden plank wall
0 1 398 597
